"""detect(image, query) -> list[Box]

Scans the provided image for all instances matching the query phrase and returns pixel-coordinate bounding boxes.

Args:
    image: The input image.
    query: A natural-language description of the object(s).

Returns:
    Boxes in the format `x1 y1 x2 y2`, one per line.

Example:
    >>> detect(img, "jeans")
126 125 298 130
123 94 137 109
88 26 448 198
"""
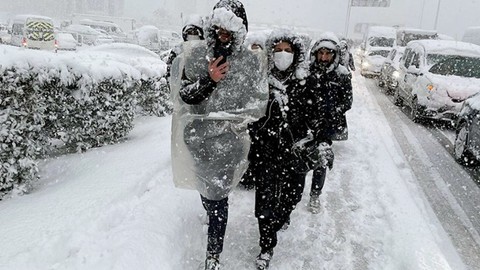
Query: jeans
201 195 229 254
310 166 326 196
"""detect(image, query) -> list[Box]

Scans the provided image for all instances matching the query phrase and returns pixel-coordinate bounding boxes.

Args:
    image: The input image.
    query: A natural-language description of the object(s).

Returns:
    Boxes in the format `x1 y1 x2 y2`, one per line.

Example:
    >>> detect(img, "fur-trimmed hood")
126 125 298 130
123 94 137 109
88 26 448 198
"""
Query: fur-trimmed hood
182 14 204 41
204 0 248 57
310 32 341 74
265 29 309 81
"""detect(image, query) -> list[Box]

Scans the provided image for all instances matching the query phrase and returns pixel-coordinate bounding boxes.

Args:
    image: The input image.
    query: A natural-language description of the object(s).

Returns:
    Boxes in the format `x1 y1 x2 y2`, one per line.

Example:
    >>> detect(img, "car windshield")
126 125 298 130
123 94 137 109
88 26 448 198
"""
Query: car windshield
369 50 390 58
427 54 480 78
368 37 395 47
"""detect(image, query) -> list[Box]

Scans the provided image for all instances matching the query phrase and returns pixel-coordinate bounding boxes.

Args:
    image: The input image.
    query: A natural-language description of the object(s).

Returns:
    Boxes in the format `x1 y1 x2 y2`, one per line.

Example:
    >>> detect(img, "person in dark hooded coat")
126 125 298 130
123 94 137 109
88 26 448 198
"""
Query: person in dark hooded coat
165 14 205 79
305 32 353 214
339 39 356 71
169 1 268 270
248 29 333 270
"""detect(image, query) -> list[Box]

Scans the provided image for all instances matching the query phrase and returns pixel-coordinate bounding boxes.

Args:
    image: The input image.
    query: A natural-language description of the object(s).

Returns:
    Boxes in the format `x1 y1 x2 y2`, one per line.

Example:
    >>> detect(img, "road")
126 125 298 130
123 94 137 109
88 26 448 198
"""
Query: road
361 76 480 270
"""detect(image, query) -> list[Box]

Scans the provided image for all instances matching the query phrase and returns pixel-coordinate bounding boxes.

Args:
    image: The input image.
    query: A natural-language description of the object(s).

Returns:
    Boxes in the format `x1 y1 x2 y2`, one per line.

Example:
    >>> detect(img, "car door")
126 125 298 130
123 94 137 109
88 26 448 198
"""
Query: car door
404 49 422 102
397 47 414 99
469 110 480 156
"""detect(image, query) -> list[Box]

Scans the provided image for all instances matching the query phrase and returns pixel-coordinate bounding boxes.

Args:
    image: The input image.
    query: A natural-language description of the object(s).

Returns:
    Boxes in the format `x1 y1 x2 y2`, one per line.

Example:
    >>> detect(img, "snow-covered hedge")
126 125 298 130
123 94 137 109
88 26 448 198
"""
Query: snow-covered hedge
0 44 169 199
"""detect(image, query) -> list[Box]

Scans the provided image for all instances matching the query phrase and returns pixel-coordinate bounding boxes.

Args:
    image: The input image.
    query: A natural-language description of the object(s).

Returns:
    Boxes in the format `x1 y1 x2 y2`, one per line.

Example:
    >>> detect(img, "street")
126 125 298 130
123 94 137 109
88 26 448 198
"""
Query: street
360 75 480 269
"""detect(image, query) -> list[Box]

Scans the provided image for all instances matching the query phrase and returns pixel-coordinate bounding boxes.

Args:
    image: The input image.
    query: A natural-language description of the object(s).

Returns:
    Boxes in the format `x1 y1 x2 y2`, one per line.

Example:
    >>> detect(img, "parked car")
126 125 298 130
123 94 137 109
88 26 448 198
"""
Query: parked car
377 46 404 93
78 19 128 43
55 32 77 51
454 93 480 166
0 23 11 44
157 30 182 51
360 47 391 77
394 40 480 122
133 25 162 52
63 24 114 46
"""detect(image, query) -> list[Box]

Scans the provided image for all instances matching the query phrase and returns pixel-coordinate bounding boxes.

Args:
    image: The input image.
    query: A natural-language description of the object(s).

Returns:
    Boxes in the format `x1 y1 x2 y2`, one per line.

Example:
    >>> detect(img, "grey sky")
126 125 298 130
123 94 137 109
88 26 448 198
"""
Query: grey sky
1 0 480 39
122 0 480 39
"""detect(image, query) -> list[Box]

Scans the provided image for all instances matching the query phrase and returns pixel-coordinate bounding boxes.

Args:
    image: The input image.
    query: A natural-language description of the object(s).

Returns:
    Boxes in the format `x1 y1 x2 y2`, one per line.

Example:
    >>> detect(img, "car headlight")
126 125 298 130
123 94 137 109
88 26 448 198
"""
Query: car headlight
392 71 400 78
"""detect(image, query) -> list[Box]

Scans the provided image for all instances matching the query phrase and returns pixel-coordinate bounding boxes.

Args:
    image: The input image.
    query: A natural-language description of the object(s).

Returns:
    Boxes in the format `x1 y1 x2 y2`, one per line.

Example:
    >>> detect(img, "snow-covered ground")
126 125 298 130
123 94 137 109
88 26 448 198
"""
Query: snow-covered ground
0 73 468 270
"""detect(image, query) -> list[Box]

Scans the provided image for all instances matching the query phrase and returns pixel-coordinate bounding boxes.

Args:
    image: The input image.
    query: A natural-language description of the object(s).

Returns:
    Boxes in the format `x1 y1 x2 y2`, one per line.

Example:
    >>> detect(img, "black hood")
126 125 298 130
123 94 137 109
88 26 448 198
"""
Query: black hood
213 0 248 32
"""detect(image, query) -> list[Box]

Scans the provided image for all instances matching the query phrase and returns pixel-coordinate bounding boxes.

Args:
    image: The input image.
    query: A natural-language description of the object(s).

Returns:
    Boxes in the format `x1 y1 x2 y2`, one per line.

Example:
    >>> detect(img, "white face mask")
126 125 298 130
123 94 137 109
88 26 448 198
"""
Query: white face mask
273 51 294 71
186 35 200 41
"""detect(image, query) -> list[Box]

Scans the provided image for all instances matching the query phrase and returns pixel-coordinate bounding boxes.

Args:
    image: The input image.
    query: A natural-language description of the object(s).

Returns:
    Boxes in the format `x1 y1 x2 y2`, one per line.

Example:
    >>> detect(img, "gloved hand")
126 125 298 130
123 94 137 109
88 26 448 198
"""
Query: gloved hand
317 142 334 170
292 140 334 171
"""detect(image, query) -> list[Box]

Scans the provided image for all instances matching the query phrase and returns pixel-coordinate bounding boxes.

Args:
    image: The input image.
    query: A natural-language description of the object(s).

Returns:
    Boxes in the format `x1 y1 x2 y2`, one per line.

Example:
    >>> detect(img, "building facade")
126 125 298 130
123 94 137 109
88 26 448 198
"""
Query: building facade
0 0 125 21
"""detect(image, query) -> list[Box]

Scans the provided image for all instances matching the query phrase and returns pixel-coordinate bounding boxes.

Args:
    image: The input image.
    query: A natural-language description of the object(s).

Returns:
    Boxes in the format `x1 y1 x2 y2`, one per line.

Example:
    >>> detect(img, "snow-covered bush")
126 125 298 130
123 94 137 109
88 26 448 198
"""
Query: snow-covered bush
42 77 138 152
0 68 47 197
77 43 171 117
136 77 172 117
0 44 168 199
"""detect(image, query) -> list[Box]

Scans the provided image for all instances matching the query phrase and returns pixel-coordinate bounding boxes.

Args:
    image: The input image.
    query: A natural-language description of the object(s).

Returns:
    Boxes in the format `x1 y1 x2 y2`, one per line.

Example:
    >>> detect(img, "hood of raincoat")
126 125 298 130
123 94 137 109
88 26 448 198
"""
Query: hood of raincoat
310 32 341 73
265 29 309 81
182 14 204 41
204 0 248 57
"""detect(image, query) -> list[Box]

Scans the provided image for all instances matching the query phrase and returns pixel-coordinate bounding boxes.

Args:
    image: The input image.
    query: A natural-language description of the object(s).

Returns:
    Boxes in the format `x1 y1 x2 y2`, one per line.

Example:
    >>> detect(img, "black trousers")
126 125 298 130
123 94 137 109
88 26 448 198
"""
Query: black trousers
201 195 229 255
310 166 326 196
254 164 306 252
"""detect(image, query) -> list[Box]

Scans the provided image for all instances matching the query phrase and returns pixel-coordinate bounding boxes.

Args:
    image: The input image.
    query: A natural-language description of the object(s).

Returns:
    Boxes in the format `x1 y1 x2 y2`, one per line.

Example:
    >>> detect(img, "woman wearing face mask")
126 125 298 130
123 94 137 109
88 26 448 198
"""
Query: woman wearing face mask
247 29 332 270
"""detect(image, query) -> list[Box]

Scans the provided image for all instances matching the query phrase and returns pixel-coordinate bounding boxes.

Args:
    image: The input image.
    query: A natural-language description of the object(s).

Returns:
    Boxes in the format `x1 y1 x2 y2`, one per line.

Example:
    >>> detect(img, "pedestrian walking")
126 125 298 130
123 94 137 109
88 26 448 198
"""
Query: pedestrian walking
169 1 269 269
305 32 353 214
248 29 333 270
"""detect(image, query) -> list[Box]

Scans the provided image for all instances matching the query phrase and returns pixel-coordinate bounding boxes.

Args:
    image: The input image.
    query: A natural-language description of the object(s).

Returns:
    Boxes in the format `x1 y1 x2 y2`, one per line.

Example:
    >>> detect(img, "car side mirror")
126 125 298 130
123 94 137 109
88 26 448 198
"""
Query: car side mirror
407 65 421 75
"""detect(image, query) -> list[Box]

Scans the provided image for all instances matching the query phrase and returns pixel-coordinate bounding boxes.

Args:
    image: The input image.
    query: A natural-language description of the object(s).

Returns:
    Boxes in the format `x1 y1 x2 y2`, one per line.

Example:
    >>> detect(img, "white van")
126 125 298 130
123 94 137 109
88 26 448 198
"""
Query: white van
462 26 480 46
361 26 396 51
10 15 56 51
395 27 438 47
360 26 396 76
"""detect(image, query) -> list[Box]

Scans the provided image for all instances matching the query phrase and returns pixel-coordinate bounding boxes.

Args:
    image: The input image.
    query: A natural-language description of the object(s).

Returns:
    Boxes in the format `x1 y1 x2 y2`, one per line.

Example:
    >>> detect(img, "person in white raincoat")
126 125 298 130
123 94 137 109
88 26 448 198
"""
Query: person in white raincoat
170 1 268 269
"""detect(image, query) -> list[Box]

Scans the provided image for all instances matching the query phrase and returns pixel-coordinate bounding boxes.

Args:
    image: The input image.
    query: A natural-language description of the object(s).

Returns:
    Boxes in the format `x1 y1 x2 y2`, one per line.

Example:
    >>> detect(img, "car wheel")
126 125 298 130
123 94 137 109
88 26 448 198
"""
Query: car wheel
454 121 477 166
393 88 402 106
411 97 423 122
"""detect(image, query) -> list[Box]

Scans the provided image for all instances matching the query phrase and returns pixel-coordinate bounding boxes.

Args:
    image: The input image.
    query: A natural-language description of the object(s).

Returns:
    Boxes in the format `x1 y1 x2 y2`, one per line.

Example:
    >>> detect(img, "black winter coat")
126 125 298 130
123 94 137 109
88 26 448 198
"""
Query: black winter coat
306 64 353 141
248 74 327 172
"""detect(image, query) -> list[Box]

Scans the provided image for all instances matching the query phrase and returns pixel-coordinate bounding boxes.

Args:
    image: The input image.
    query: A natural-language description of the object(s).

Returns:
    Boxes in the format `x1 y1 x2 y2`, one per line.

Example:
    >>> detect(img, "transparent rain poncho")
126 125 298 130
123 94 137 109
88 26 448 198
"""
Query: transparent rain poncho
170 40 268 200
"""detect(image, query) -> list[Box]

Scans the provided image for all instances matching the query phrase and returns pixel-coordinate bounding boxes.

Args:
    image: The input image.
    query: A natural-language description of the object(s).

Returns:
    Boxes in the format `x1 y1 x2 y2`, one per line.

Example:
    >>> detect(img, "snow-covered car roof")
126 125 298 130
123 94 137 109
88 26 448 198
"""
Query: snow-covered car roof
65 24 103 35
396 27 437 35
12 14 53 23
408 40 480 57
368 26 396 36
85 43 160 58
78 43 166 78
